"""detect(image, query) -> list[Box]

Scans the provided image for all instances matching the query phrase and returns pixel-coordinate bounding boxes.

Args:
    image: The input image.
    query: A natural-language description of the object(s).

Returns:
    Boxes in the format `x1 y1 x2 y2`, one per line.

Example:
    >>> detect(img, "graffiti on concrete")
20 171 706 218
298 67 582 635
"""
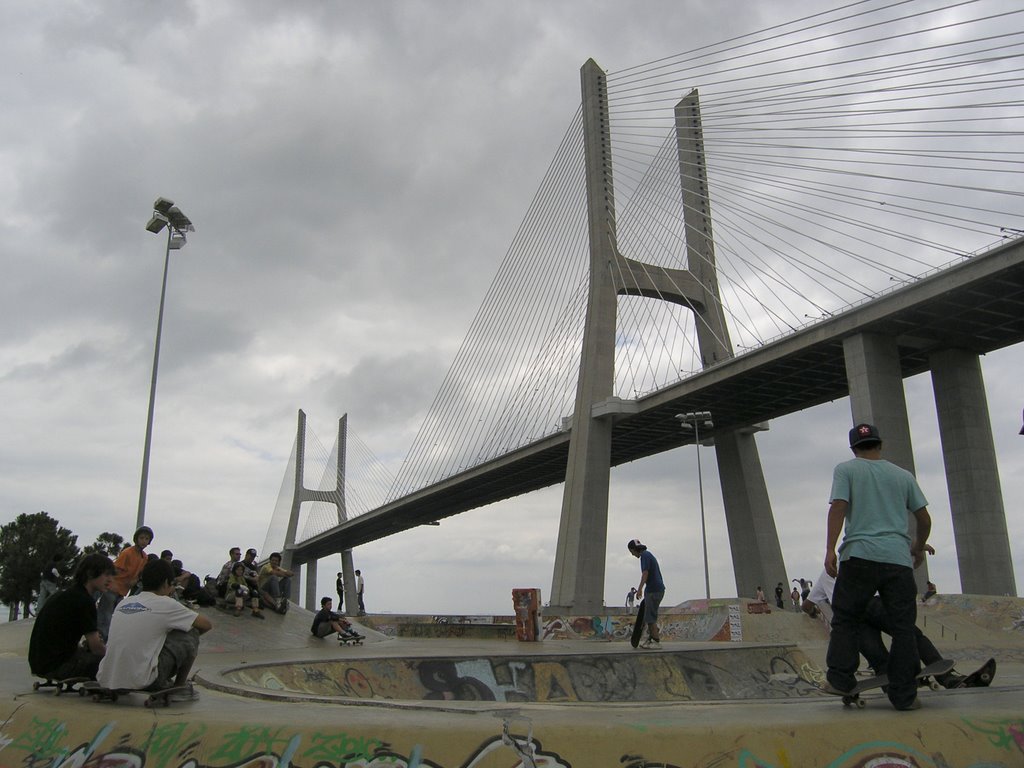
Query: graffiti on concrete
0 716 570 768
3 710 1023 768
225 645 820 703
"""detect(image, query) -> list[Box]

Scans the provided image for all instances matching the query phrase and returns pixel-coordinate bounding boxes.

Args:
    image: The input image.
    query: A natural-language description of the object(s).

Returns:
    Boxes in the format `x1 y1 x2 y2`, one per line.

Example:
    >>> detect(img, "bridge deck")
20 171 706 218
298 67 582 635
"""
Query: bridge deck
296 238 1024 559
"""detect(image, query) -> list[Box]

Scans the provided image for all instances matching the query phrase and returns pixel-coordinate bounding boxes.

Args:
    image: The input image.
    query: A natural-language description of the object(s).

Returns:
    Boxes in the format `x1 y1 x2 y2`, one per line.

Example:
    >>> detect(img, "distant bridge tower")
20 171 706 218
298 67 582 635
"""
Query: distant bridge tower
282 410 358 614
549 62 787 612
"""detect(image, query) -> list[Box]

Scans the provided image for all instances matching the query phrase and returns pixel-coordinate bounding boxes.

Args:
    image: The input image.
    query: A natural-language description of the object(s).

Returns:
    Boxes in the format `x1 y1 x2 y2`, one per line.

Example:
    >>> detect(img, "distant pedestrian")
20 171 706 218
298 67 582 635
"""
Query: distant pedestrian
793 577 810 602
823 422 931 711
790 586 800 610
355 569 365 615
36 554 62 614
628 539 665 649
626 586 637 612
336 572 345 611
922 581 937 603
774 583 785 609
755 586 766 603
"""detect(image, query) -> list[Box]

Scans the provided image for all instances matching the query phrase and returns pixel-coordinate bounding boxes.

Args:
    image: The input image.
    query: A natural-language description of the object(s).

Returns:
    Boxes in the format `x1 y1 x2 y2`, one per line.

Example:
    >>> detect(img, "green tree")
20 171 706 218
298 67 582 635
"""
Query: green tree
81 531 125 559
0 512 79 619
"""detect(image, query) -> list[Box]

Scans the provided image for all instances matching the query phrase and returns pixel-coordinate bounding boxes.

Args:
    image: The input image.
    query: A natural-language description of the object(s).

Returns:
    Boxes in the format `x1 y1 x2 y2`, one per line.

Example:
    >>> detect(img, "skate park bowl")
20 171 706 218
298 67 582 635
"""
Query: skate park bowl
211 644 820 703
2 595 1023 767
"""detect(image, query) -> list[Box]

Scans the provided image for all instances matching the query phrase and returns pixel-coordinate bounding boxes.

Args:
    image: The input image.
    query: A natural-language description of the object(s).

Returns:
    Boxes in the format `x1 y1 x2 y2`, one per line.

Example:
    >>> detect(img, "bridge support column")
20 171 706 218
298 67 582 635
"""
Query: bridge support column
930 348 1017 596
341 550 358 616
714 430 787 600
843 332 929 589
549 60 619 614
676 89 786 599
304 558 318 610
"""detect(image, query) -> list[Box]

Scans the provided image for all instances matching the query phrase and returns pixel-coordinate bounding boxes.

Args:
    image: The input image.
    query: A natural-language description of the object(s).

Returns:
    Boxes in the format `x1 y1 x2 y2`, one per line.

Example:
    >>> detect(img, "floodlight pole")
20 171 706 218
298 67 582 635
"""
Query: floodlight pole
676 411 713 601
137 198 192 530
136 224 173 530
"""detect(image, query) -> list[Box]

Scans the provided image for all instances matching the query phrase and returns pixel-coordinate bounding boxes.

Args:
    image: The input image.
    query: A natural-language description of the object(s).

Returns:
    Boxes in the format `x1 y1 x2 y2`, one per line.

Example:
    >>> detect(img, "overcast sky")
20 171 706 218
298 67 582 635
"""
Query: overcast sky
2 1 1021 616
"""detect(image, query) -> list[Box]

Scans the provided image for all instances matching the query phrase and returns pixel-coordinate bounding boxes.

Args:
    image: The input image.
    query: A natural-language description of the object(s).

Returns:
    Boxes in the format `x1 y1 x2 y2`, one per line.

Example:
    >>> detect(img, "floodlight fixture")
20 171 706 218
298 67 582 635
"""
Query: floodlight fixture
145 213 169 234
153 197 175 214
165 205 194 232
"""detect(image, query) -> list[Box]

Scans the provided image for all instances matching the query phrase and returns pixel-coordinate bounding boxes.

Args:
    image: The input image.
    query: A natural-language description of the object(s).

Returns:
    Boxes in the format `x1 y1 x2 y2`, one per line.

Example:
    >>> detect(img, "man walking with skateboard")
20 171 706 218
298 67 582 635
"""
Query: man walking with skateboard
823 423 931 710
628 539 665 648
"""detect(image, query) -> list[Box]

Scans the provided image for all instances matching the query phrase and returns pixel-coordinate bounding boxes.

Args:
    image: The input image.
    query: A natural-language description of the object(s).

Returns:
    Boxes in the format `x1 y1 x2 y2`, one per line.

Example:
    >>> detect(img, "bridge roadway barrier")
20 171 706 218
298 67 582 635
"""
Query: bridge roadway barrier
1 596 1021 767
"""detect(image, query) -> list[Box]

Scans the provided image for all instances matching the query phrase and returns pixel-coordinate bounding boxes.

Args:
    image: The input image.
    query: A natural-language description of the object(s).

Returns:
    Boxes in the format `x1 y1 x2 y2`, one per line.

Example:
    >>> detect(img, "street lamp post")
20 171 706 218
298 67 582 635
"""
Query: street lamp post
138 197 194 530
675 411 713 601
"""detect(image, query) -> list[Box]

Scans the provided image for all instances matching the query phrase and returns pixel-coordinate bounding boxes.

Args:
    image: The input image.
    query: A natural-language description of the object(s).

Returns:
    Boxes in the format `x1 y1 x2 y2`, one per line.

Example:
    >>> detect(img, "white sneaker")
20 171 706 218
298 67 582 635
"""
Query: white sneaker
639 637 661 649
168 687 200 703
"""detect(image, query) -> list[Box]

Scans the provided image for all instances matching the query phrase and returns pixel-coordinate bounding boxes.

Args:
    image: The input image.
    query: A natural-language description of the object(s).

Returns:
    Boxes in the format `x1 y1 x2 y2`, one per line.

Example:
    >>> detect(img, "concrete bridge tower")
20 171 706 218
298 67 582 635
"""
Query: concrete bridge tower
549 63 787 612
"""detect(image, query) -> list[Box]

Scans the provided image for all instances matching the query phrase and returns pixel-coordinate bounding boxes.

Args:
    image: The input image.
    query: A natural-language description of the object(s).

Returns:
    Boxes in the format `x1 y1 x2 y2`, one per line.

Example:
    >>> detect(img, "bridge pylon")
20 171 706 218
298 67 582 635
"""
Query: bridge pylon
549 64 788 612
282 410 358 613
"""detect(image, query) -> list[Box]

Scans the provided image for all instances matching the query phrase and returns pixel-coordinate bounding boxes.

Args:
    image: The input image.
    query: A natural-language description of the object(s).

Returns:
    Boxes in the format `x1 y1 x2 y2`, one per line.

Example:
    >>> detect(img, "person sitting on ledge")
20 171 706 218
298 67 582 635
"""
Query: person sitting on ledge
258 552 294 614
226 561 265 618
311 597 363 642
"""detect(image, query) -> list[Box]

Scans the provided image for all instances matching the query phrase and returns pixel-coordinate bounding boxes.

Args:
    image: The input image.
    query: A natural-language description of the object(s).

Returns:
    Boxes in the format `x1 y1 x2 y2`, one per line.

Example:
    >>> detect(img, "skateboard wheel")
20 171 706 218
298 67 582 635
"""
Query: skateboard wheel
78 688 88 697
856 698 866 709
928 680 941 691
980 672 991 683
32 681 42 691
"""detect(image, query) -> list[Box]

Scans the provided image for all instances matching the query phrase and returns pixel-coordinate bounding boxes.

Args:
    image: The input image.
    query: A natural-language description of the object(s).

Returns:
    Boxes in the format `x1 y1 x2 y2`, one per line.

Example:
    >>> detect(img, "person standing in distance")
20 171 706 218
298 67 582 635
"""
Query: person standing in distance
628 539 665 648
823 423 931 710
355 569 365 615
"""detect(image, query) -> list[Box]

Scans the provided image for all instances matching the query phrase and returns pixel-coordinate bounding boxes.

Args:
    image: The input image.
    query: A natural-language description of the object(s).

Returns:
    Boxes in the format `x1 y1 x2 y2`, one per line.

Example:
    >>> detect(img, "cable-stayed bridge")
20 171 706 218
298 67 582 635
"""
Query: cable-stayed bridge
265 1 1024 612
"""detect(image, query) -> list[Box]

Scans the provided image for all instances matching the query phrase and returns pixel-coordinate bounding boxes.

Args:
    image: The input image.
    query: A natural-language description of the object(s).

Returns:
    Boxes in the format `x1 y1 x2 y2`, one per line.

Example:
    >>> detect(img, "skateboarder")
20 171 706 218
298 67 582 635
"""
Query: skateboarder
628 539 665 648
29 554 115 682
98 558 212 702
311 597 363 642
803 566 973 689
823 423 931 710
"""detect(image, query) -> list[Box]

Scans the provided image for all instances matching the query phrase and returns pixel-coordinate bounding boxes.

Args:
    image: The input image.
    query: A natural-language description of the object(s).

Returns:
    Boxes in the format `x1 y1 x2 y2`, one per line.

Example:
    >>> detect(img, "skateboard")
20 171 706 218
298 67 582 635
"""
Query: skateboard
32 676 91 695
338 634 364 646
947 657 996 688
823 658 955 708
630 599 646 648
84 681 197 707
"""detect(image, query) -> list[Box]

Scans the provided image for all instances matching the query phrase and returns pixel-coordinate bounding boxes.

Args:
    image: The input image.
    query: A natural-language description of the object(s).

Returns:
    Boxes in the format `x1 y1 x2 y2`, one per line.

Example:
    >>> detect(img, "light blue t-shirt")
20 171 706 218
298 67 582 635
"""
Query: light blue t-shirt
829 457 928 568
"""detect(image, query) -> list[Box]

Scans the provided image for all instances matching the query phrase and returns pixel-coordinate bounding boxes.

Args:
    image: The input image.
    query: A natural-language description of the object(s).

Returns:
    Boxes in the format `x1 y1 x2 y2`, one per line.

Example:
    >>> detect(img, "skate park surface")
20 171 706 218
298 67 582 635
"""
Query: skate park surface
1 595 1021 768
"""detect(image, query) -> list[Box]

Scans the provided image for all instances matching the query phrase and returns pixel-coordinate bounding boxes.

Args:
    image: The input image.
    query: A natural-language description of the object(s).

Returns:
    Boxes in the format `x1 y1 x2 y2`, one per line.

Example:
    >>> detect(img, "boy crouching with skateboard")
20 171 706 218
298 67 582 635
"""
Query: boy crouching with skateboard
98 558 212 702
29 553 115 684
311 597 364 643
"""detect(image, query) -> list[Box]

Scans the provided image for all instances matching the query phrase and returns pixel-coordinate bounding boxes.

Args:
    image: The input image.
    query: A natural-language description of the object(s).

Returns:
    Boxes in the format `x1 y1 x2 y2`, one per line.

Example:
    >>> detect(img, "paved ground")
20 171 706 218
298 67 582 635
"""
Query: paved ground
1 596 1021 767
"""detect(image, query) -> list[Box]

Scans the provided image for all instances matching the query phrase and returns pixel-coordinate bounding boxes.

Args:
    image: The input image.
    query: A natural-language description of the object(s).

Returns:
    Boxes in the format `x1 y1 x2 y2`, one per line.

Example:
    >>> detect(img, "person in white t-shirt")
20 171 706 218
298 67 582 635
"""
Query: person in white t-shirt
98 558 212 700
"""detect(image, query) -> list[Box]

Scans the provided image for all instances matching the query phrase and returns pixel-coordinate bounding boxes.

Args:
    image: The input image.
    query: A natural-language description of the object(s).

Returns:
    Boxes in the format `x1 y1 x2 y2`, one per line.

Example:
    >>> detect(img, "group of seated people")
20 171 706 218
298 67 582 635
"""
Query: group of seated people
212 546 295 618
28 527 365 700
29 527 211 703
